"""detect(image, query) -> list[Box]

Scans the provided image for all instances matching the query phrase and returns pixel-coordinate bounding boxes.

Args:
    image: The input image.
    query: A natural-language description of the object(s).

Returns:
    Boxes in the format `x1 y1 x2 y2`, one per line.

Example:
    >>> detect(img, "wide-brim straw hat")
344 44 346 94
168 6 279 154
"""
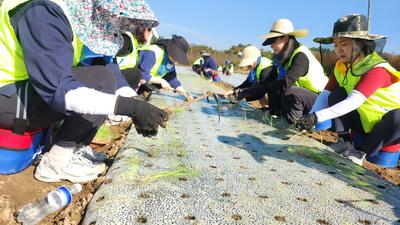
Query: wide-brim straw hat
201 50 211 56
259 18 308 46
154 35 190 65
238 45 261 67
313 14 386 44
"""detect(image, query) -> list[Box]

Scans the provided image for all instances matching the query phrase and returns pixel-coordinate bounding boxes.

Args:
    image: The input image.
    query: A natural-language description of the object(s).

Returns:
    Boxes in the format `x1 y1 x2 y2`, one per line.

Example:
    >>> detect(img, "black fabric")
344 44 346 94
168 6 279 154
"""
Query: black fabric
114 96 169 137
262 36 278 46
237 52 309 100
276 37 300 65
121 68 143 89
0 66 116 146
116 33 134 57
267 86 317 124
361 109 400 156
327 87 364 134
153 35 190 65
234 66 274 101
295 112 317 131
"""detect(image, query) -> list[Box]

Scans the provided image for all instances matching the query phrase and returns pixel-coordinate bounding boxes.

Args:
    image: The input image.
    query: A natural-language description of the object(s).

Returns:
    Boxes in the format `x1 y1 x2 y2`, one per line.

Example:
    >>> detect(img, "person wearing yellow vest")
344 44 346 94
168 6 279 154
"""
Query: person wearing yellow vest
235 19 328 124
132 35 194 101
296 14 400 166
192 56 204 75
222 60 234 76
116 27 158 92
0 0 169 182
222 46 273 104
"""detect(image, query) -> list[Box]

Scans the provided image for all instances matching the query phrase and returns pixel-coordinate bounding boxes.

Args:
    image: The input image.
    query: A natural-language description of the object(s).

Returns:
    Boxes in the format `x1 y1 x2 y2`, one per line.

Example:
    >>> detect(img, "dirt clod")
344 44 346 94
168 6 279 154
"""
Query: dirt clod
317 219 330 225
184 215 196 220
274 216 286 222
232 214 242 221
136 217 147 224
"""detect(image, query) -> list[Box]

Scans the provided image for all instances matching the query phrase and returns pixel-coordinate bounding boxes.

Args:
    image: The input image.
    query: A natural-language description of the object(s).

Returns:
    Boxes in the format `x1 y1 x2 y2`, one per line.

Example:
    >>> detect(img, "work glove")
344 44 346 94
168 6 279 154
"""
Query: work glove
114 96 169 137
232 88 242 101
295 113 317 131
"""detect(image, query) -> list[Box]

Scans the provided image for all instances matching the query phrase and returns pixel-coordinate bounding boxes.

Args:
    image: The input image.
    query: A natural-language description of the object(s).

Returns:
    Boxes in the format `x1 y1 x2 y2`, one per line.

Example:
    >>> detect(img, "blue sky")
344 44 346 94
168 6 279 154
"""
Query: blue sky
146 0 399 53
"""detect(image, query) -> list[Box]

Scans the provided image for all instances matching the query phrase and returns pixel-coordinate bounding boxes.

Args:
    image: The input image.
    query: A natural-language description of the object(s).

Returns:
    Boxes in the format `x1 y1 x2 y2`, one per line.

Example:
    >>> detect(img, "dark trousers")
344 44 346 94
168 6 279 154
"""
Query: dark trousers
328 87 400 156
267 86 318 124
192 65 202 75
120 68 159 97
0 66 116 147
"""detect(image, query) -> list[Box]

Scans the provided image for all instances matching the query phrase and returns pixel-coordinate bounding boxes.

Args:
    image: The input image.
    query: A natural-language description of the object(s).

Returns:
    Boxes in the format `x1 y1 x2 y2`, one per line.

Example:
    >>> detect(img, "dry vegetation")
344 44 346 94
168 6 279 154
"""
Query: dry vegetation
188 44 400 76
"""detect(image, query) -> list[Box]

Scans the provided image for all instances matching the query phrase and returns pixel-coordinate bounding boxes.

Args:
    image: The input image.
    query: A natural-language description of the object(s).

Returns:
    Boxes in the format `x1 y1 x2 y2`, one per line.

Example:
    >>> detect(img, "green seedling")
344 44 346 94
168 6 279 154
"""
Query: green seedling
262 113 274 127
288 147 337 167
92 124 113 144
137 166 199 184
123 156 141 179
288 146 384 196
172 106 185 114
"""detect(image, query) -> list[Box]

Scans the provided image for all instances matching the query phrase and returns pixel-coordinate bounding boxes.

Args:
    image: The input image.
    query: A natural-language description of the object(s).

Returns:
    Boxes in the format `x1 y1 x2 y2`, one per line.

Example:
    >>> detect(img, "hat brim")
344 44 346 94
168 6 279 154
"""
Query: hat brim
313 33 387 44
259 29 309 46
238 57 257 68
66 0 159 56
155 39 190 66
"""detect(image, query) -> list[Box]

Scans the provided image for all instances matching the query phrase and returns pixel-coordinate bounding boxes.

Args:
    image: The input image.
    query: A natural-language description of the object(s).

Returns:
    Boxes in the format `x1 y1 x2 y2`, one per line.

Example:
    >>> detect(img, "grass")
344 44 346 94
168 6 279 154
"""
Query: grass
288 146 383 196
136 166 199 183
92 124 113 144
172 106 185 114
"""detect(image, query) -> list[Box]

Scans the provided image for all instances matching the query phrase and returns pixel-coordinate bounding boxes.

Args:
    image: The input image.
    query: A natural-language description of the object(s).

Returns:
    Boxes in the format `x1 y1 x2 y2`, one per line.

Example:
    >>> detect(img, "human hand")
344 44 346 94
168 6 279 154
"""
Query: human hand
295 113 317 131
114 96 169 137
221 90 234 98
161 80 173 91
185 94 194 102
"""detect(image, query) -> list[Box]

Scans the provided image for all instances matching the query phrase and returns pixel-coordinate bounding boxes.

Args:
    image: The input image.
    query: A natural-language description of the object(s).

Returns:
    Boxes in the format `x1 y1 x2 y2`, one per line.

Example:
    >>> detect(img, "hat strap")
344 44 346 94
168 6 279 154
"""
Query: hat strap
270 30 285 34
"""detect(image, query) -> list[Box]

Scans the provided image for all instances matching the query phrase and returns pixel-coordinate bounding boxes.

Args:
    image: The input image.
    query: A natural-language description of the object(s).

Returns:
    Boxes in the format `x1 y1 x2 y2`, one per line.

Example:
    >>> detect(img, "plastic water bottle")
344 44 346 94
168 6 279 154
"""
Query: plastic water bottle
16 184 82 225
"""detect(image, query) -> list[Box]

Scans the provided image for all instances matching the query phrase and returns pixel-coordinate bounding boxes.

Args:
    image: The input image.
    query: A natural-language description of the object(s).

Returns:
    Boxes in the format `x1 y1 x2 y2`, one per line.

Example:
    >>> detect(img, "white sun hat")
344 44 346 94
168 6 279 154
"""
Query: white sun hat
238 45 261 67
259 18 308 46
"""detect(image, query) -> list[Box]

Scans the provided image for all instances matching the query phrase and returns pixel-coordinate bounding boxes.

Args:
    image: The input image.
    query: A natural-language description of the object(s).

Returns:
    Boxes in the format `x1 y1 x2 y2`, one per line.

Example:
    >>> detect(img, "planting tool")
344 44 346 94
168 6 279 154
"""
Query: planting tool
166 91 222 122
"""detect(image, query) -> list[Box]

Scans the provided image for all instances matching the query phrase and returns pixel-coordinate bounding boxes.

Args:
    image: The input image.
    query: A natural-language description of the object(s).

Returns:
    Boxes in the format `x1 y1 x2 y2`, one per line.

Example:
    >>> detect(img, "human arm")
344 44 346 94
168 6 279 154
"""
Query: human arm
297 67 393 130
14 2 166 135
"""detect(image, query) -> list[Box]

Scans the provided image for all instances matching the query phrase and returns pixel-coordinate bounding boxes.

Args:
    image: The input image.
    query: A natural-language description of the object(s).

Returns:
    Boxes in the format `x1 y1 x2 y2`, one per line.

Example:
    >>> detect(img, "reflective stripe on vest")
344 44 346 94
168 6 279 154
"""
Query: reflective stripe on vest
139 44 167 77
334 52 400 133
286 45 328 93
117 32 139 69
0 0 83 87
255 57 272 83
227 64 234 74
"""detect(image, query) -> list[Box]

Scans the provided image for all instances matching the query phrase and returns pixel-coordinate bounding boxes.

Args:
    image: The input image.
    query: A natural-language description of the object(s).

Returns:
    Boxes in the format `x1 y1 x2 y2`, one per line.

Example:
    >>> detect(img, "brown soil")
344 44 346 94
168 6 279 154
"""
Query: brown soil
0 120 131 225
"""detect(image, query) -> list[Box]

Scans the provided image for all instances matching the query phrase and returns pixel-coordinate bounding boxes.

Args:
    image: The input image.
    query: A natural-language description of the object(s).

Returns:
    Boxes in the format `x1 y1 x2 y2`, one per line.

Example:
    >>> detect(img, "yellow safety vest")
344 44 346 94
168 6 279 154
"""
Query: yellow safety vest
334 52 400 133
255 57 272 83
286 45 328 93
0 0 83 87
193 57 204 66
117 32 139 70
139 44 168 77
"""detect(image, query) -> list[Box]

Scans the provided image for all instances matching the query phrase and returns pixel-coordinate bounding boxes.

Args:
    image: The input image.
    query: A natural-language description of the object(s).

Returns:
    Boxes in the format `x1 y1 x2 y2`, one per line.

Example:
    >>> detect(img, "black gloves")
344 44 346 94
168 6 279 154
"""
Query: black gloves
295 113 317 131
232 88 243 101
115 96 169 137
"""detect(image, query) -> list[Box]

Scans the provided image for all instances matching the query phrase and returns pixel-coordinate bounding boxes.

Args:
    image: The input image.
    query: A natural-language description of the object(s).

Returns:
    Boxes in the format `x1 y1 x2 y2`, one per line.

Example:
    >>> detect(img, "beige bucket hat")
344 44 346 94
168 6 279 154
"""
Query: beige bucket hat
238 45 261 67
313 14 386 44
259 18 308 46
